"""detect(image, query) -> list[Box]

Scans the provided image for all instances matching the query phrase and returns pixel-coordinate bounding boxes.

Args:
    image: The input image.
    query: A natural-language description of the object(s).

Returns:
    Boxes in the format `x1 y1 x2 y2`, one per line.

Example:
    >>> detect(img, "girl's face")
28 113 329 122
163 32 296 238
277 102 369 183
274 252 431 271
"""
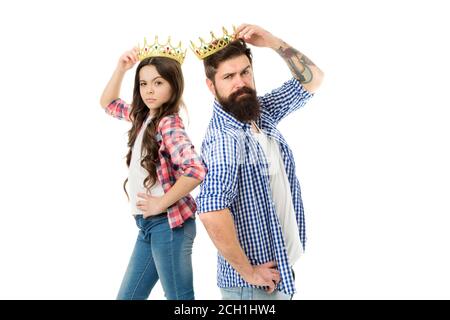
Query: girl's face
139 65 172 115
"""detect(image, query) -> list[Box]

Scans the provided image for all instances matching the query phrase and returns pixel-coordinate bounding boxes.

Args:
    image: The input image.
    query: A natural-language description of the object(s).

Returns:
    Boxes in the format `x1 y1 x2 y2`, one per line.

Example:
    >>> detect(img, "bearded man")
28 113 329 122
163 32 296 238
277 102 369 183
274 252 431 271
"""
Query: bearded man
194 24 324 300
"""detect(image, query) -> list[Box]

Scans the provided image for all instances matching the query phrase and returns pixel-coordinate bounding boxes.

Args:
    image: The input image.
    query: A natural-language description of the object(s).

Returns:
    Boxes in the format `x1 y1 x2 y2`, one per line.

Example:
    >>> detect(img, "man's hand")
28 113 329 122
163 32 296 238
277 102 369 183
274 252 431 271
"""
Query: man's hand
236 23 324 92
244 261 281 293
236 24 281 49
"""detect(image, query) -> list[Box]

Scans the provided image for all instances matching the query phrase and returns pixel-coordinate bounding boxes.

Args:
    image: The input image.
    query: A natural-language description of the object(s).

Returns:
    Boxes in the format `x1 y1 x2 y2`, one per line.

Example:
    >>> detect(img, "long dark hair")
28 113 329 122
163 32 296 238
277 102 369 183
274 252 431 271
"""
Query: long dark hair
123 57 184 198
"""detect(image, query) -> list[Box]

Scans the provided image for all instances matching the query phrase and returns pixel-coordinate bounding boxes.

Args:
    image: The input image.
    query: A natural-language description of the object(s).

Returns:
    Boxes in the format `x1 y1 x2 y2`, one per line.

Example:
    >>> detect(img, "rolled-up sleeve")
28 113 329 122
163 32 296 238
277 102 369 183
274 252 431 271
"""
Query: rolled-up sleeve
104 98 131 121
259 78 314 125
159 116 206 181
196 132 241 214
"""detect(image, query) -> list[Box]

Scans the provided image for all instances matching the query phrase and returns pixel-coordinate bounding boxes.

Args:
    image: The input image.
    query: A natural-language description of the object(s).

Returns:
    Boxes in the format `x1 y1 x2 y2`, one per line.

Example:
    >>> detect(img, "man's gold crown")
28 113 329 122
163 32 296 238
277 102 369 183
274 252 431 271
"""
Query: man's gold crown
138 36 187 65
190 26 237 60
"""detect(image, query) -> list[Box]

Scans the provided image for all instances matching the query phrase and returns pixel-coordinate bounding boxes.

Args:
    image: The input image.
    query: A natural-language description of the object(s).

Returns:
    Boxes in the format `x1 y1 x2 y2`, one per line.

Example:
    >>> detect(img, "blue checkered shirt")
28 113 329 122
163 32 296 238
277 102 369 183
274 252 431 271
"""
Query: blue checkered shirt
196 78 314 295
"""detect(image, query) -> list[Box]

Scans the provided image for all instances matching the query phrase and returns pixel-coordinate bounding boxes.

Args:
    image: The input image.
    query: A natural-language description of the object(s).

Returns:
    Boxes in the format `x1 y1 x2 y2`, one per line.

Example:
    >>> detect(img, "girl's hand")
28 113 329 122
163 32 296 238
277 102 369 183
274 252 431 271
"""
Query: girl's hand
136 193 166 219
117 47 139 73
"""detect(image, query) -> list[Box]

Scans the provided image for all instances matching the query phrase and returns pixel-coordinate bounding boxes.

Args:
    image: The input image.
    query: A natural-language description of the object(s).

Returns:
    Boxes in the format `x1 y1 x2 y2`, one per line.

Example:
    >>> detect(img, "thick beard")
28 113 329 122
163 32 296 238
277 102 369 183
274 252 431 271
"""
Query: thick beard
217 87 261 123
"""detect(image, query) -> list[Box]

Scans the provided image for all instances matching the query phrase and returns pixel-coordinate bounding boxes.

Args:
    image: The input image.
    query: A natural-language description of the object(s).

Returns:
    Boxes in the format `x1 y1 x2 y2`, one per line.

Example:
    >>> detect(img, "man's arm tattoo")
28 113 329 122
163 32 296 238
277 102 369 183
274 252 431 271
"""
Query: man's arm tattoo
276 44 315 84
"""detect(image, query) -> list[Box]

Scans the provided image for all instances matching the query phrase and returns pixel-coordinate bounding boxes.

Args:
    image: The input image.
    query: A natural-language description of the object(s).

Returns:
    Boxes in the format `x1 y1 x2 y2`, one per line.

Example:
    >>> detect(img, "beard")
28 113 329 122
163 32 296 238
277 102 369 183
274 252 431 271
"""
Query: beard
217 86 261 123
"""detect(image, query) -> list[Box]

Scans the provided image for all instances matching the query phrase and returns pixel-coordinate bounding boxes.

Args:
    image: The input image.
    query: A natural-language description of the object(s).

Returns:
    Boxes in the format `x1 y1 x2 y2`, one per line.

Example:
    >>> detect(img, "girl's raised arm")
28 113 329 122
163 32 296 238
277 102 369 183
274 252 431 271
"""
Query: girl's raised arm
100 48 139 109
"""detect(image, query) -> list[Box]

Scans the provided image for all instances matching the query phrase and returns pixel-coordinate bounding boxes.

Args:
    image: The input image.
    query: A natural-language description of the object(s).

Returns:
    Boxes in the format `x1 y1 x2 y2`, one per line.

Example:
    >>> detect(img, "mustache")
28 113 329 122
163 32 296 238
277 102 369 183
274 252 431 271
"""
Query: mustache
229 87 256 100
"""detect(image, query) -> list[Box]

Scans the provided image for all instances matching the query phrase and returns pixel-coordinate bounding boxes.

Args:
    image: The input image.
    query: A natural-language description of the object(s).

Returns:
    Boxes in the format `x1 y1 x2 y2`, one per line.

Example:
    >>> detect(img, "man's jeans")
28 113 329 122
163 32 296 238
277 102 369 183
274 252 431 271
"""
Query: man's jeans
117 215 196 300
220 287 293 300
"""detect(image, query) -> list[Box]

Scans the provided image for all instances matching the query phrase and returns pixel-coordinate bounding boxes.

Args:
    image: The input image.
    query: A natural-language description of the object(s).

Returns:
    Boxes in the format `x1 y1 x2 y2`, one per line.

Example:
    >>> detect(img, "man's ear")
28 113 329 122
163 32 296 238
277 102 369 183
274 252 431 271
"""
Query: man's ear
206 78 216 96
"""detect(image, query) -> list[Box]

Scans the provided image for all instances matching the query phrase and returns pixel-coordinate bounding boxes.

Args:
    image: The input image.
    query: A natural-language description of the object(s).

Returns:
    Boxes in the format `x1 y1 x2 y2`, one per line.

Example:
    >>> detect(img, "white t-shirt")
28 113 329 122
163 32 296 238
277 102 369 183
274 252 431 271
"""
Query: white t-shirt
128 115 165 216
251 124 303 266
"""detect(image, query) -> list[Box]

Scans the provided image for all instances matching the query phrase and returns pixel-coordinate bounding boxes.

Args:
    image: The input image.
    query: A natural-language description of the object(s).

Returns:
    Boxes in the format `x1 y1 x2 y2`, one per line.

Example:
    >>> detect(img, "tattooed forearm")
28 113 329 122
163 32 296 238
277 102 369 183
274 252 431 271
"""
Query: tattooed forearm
276 44 315 84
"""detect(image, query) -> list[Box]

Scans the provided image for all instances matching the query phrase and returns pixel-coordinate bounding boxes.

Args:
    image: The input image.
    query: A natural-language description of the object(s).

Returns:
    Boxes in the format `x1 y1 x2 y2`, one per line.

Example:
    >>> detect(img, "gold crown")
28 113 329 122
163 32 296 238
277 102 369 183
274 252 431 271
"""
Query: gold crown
190 26 237 60
138 36 187 64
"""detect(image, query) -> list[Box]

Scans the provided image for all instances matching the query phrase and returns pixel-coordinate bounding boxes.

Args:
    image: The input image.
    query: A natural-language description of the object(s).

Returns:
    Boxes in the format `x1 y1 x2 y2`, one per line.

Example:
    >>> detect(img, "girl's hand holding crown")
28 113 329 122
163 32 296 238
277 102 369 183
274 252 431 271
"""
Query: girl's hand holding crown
116 47 140 73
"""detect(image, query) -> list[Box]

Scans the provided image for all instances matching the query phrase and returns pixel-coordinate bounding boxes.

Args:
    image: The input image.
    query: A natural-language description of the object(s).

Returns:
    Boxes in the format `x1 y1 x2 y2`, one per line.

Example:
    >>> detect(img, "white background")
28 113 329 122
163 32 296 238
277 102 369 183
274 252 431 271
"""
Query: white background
1 0 449 299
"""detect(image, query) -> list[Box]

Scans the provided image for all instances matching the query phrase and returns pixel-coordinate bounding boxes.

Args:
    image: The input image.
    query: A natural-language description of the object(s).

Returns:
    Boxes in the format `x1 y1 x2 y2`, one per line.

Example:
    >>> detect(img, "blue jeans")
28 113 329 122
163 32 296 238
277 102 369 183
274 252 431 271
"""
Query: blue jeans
220 287 293 300
117 215 196 300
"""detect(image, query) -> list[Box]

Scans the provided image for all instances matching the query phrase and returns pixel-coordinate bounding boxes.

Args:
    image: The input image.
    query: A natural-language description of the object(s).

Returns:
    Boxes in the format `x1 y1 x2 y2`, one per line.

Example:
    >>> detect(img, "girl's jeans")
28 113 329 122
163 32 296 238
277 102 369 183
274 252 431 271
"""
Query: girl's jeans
117 214 196 300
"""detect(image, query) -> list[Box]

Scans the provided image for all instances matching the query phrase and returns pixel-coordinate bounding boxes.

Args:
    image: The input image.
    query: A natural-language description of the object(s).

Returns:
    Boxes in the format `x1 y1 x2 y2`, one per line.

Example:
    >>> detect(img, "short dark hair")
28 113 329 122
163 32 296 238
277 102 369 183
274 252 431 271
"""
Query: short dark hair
203 39 253 82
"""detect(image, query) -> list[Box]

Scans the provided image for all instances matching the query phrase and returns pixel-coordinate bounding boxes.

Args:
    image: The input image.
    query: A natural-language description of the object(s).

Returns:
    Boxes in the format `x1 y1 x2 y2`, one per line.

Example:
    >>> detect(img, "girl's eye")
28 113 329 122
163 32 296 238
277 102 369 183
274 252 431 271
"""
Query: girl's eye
155 81 162 86
140 82 146 86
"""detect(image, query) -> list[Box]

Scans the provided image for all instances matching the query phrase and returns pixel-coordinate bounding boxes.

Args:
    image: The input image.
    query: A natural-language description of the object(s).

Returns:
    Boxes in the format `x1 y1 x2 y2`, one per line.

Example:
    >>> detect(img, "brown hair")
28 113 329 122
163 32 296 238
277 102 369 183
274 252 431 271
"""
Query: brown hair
123 57 184 198
203 39 253 82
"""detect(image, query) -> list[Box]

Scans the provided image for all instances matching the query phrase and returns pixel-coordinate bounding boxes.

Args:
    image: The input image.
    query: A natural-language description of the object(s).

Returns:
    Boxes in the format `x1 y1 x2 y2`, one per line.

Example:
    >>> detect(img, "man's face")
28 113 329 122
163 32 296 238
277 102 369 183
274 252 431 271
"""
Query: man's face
207 55 260 122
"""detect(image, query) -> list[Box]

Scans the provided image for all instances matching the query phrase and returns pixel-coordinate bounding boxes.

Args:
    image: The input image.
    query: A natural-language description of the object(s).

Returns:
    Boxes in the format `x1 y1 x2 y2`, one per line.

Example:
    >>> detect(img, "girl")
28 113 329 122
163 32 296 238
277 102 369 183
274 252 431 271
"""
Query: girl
100 42 206 300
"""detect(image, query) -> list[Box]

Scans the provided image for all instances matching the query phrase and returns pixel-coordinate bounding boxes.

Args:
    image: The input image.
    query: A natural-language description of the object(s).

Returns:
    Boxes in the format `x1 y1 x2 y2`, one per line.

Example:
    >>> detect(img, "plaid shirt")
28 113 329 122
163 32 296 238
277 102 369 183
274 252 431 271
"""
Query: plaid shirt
196 78 313 295
105 99 206 228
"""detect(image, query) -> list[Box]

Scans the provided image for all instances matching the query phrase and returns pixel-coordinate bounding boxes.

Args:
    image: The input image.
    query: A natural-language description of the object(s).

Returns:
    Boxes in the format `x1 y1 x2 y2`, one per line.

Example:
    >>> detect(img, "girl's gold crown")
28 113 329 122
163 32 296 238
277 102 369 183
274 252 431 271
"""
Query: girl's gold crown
138 36 187 65
190 26 237 60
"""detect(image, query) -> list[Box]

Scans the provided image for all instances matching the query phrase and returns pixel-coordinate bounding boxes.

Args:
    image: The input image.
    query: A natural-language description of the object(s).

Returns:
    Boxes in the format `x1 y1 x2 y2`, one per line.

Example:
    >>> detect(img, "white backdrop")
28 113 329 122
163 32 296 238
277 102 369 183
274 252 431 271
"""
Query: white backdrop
1 0 449 299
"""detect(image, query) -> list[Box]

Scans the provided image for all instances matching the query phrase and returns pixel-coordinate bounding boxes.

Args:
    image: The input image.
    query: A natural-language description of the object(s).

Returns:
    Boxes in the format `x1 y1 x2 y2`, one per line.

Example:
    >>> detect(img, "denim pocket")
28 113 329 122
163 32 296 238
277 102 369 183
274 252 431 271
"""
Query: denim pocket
220 287 243 300
134 215 143 229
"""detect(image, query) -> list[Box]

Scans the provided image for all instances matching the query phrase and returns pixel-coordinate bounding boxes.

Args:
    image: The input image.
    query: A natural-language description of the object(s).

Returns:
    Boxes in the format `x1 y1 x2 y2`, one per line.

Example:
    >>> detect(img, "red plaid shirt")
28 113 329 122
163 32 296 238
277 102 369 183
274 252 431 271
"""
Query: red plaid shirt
105 99 207 228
